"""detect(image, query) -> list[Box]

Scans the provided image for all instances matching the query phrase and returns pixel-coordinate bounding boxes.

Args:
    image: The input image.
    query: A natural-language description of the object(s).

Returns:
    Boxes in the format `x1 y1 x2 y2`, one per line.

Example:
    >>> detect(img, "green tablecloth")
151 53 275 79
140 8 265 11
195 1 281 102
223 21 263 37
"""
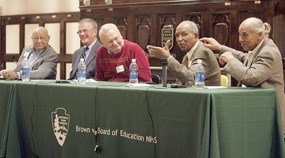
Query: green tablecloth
0 81 284 158
0 81 16 158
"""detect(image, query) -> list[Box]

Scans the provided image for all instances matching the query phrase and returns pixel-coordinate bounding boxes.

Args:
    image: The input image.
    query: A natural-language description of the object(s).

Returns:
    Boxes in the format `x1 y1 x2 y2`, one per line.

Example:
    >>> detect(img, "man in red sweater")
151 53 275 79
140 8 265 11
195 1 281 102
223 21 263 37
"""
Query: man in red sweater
95 23 151 82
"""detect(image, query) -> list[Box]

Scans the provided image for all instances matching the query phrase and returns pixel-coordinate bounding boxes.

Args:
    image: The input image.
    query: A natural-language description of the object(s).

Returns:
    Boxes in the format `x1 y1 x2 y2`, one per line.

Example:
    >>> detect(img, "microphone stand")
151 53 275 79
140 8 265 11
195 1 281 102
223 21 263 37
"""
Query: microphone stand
161 59 168 87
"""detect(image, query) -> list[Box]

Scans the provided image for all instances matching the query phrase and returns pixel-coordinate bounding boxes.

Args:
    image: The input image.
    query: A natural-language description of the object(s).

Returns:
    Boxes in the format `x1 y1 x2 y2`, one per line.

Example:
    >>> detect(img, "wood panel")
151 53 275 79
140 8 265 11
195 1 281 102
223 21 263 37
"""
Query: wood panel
0 12 80 79
80 0 285 64
0 0 284 81
79 0 285 84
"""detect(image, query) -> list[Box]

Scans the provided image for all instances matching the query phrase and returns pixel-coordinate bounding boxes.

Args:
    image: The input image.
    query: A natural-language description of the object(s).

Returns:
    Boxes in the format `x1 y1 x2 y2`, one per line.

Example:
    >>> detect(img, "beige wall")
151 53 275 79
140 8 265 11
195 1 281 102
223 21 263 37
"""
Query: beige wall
0 0 79 15
1 0 81 80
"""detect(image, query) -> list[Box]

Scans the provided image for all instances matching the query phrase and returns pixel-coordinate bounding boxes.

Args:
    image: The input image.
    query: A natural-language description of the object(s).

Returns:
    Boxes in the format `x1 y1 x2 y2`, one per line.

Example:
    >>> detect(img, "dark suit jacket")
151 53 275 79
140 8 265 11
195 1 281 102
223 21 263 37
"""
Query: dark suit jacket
70 40 101 79
14 45 58 79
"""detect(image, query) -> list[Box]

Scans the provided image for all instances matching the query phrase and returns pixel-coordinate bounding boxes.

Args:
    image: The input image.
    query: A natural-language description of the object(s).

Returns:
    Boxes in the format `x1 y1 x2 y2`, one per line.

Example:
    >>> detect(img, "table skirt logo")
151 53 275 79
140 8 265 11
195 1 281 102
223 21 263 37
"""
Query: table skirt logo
51 107 70 146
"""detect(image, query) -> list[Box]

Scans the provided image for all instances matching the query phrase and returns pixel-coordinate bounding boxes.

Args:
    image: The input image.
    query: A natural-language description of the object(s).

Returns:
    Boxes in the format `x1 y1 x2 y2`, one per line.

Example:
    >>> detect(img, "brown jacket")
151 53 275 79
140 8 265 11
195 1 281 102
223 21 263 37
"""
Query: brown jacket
168 41 221 86
221 38 285 128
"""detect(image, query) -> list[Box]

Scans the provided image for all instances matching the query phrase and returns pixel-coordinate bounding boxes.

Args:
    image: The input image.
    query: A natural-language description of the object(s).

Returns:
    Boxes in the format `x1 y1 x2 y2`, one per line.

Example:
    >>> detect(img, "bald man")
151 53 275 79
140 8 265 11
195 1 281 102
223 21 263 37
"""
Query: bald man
147 20 221 87
201 17 285 129
0 26 58 80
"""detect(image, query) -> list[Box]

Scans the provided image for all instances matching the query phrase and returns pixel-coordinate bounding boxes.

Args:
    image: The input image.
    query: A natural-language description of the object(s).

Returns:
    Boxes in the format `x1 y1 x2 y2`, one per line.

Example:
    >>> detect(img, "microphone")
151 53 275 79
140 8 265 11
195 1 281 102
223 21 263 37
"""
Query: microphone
161 59 168 87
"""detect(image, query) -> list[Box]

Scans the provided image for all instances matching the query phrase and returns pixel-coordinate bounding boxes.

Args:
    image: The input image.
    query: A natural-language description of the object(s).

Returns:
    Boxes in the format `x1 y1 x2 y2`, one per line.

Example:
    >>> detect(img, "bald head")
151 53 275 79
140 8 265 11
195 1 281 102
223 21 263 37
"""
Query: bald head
238 17 267 51
239 17 266 36
32 27 49 37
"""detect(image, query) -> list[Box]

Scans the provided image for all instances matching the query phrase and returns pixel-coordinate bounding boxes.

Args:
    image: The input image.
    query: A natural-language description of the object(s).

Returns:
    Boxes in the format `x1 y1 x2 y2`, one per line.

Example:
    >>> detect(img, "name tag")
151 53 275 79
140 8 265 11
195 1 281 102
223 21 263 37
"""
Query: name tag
116 65 124 73
23 51 30 58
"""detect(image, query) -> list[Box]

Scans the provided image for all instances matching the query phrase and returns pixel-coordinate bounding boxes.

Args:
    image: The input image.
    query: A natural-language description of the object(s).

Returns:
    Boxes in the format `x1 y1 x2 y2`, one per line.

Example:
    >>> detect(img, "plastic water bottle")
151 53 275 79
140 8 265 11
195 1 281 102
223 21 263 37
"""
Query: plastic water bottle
129 59 138 83
194 59 205 89
77 58 86 84
22 57 30 81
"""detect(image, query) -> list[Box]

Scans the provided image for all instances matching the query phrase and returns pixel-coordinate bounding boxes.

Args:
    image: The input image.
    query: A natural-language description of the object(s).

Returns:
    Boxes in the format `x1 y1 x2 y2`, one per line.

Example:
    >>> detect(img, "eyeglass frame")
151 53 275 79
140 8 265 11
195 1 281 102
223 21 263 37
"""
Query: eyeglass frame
31 36 49 41
77 29 95 35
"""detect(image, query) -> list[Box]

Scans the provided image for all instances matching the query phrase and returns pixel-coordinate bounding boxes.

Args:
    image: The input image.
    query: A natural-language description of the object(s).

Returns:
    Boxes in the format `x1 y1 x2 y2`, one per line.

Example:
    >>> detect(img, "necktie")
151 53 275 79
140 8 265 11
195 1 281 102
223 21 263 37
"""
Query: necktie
71 47 89 79
81 47 89 61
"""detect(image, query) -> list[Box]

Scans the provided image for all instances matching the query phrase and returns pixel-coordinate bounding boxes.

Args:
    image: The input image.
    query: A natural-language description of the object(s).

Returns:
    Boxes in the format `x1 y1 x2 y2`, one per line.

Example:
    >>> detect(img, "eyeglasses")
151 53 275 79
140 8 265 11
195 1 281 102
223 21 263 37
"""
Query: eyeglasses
77 29 94 35
32 36 47 41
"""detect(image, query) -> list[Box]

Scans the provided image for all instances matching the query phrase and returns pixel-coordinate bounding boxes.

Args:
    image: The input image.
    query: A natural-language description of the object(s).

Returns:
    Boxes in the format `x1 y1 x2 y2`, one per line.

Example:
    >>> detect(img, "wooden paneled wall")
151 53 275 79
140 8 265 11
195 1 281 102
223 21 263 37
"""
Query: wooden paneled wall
79 0 285 83
79 0 285 66
0 12 80 79
0 0 284 81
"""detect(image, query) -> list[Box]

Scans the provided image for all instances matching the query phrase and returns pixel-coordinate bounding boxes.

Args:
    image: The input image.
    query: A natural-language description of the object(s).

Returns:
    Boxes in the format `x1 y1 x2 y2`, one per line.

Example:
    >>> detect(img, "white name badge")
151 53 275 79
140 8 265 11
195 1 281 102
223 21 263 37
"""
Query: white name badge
116 65 125 73
23 51 30 58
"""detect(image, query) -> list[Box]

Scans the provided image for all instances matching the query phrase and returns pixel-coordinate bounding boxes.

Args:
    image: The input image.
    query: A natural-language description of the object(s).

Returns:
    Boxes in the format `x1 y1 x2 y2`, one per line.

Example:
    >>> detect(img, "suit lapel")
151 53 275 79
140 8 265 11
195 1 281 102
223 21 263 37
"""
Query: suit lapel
85 41 100 66
30 46 49 69
71 48 84 78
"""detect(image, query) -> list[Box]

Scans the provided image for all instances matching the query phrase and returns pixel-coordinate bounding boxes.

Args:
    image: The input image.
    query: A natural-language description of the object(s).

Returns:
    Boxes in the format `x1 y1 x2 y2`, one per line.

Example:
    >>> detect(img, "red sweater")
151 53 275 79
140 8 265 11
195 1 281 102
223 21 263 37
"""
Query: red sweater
95 40 151 82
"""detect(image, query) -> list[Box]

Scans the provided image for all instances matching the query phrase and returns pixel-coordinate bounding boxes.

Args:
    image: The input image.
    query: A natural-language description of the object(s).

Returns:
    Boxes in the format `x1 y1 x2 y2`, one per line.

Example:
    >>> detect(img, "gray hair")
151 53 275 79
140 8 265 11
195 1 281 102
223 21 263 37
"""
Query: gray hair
181 20 199 34
242 17 269 36
79 18 98 30
98 23 120 39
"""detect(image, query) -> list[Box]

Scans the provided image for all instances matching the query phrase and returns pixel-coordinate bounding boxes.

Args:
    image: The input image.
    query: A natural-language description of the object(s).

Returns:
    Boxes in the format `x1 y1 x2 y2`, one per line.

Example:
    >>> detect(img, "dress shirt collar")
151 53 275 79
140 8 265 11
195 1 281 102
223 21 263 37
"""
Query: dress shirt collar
186 40 199 68
248 39 264 54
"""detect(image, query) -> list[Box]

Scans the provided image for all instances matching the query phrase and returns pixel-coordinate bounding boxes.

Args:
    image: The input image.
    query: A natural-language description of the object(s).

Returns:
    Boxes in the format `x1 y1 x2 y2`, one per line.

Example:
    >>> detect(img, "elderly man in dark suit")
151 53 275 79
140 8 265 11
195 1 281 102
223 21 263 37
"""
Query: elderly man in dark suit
201 17 285 129
147 20 221 87
69 18 101 80
0 26 58 80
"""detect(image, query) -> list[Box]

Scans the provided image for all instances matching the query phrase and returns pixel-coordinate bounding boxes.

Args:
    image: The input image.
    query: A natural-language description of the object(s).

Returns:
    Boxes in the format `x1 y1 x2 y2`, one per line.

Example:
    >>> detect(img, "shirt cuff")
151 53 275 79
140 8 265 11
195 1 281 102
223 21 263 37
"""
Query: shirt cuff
167 55 172 62
17 72 21 79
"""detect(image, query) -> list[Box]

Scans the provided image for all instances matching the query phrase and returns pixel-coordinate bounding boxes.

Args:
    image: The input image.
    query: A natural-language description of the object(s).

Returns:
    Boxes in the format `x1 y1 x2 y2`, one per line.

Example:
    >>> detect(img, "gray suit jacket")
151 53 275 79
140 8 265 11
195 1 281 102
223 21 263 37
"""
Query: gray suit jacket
70 40 101 79
221 38 285 127
168 41 221 86
14 45 58 79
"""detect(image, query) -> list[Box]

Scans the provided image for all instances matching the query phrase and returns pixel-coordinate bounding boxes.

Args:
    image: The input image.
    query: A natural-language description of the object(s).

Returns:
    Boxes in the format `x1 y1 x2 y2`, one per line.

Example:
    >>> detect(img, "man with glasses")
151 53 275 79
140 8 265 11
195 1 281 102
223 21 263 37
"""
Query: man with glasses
95 23 151 82
69 18 101 80
0 26 58 80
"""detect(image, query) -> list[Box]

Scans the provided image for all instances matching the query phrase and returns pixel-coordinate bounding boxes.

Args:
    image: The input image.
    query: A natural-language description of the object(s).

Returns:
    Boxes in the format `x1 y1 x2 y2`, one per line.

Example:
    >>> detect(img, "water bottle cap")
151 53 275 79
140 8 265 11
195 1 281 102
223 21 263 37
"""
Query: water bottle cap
197 59 202 64
80 58 84 61
132 58 136 62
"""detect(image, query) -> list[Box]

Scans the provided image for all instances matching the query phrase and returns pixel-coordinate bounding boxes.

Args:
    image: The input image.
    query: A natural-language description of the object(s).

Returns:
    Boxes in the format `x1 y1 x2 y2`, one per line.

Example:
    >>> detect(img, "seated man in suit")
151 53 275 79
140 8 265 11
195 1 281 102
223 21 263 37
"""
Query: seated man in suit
0 26 58 80
201 17 285 129
95 23 151 82
147 20 221 87
69 18 101 80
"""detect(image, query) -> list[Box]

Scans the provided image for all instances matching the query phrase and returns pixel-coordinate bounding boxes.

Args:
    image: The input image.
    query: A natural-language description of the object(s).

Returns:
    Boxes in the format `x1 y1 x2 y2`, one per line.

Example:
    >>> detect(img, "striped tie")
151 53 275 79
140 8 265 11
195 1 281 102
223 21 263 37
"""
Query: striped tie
81 47 88 61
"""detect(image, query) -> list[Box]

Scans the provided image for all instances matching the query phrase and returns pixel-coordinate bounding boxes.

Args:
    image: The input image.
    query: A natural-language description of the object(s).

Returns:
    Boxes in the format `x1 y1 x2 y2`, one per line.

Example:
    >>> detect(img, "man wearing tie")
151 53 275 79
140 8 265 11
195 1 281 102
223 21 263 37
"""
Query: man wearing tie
0 26 58 80
69 18 101 80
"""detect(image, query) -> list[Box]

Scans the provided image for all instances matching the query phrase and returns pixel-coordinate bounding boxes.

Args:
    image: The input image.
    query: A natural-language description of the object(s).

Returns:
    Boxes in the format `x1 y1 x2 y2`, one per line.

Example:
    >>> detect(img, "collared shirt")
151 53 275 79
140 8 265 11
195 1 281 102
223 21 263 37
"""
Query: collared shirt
240 39 265 87
186 41 200 68
17 47 45 79
246 39 265 67
28 49 43 67
84 40 97 60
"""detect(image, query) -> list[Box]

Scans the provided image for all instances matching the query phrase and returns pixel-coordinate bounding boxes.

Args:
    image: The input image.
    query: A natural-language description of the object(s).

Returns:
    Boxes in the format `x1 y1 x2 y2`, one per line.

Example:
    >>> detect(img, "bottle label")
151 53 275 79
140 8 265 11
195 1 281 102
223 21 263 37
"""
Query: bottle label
22 68 30 77
129 70 138 79
77 69 86 79
195 72 204 82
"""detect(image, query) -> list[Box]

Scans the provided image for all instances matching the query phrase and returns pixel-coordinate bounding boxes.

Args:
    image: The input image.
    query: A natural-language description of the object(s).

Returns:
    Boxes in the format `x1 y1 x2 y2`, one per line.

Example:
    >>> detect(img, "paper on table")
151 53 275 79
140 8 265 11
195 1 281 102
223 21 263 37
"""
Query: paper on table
126 83 152 87
205 86 228 89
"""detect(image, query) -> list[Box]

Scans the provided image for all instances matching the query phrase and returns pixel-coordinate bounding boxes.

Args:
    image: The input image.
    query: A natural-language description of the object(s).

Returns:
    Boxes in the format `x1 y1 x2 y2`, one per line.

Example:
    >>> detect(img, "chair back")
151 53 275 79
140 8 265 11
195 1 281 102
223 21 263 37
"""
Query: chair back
221 75 229 87
151 74 161 84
